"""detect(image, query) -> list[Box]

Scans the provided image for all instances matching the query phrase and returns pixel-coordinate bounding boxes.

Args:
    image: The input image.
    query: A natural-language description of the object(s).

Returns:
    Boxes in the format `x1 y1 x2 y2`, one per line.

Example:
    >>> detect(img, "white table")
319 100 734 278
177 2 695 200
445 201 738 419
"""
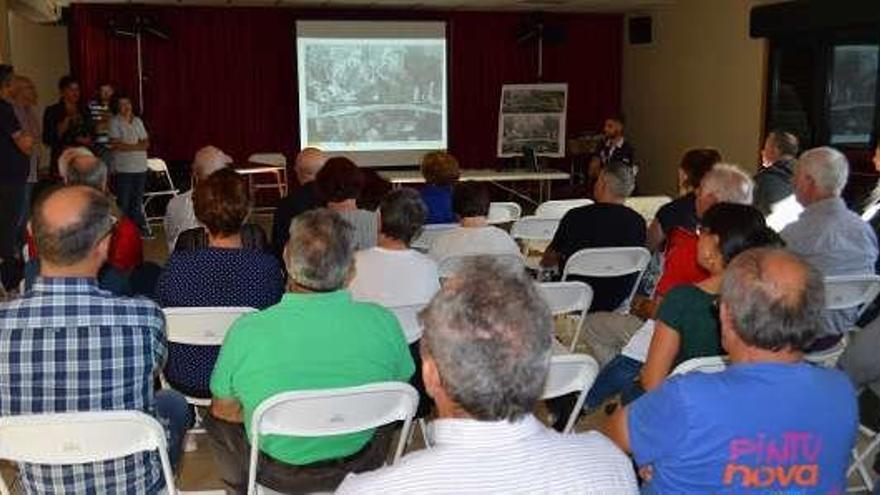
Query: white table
379 168 570 205
234 165 288 210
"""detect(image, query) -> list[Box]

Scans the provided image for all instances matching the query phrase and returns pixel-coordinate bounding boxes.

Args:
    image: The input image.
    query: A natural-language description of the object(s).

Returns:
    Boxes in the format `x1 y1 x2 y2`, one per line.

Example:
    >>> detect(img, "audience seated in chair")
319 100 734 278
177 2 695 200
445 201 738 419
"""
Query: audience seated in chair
0 185 191 493
781 146 878 349
163 145 232 251
316 157 378 250
753 130 799 215
541 161 646 312
24 149 145 295
429 182 521 266
647 148 721 252
155 168 284 398
337 257 638 494
350 187 440 319
604 248 857 493
419 151 460 224
174 222 268 253
587 204 783 410
584 163 755 372
349 188 441 417
271 147 326 260
204 208 414 494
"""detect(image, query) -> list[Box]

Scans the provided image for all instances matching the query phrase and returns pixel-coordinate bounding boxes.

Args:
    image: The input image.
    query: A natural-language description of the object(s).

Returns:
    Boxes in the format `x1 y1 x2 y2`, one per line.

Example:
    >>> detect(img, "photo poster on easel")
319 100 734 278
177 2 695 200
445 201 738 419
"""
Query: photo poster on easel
497 83 568 158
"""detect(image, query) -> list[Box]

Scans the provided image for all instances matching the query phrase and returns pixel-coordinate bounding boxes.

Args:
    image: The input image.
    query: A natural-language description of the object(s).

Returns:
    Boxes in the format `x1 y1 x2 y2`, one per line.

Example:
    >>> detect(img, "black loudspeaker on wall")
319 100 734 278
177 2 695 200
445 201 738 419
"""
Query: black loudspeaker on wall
628 16 653 45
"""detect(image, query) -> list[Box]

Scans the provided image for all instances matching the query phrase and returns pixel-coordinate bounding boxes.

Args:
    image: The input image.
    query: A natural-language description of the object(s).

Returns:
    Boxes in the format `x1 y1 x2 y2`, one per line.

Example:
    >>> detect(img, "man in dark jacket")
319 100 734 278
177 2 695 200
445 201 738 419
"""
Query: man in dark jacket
753 130 798 215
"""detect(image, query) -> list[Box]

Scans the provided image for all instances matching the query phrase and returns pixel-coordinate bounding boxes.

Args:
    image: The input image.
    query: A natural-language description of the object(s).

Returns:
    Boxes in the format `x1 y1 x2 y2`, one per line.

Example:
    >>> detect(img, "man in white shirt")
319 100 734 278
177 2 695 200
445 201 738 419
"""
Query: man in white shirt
336 257 638 494
429 182 521 276
163 145 231 251
350 188 440 343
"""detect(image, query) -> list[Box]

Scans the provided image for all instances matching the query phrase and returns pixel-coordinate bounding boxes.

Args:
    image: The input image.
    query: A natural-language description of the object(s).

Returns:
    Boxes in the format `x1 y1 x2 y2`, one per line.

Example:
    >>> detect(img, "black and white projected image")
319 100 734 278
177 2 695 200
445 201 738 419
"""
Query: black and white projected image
502 89 566 114
500 114 562 155
302 42 445 148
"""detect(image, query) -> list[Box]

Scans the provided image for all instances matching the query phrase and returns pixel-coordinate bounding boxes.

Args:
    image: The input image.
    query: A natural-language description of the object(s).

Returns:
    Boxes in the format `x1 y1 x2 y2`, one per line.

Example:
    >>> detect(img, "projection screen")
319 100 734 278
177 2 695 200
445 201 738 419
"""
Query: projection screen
296 21 448 167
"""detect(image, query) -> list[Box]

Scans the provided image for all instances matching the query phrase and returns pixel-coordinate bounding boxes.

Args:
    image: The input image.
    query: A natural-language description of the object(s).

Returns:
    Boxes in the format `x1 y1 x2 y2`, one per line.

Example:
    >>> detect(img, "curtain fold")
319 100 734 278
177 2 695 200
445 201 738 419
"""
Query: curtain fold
68 5 622 168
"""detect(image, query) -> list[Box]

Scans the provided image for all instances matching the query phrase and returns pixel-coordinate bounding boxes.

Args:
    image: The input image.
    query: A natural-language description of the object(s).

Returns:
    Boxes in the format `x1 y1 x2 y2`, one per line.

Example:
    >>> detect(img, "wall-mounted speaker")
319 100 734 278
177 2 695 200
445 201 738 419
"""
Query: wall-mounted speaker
628 16 653 45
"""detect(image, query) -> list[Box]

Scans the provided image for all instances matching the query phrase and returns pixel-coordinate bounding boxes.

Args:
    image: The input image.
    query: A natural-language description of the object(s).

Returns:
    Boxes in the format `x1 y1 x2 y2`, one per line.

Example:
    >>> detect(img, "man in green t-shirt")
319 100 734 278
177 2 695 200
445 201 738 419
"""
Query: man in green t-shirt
204 208 415 494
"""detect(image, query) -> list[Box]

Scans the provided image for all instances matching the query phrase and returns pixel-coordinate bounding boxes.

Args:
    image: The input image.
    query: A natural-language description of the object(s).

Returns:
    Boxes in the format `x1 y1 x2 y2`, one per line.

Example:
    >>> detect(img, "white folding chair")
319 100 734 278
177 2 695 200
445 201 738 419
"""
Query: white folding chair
437 253 525 279
247 383 419 495
488 201 522 224
143 158 179 224
670 356 729 376
411 223 458 252
388 304 426 344
535 199 593 219
538 281 593 352
805 274 880 368
562 247 651 313
540 354 599 434
162 307 257 407
0 411 177 495
624 195 672 222
161 307 256 451
511 216 560 242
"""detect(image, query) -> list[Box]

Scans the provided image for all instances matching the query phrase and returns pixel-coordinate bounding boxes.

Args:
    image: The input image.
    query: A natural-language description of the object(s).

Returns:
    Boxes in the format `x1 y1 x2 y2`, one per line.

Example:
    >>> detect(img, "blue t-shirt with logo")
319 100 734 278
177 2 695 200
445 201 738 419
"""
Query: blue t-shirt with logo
629 362 857 494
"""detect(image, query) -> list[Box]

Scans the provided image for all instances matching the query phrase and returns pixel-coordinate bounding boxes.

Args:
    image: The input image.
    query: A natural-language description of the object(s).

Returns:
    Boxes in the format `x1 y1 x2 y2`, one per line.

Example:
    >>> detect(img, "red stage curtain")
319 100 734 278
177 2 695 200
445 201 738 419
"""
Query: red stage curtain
68 5 621 168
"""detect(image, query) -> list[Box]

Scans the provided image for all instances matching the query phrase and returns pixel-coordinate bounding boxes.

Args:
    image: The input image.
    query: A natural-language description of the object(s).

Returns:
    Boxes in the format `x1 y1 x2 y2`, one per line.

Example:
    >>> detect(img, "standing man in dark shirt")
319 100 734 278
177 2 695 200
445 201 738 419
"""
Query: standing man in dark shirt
587 115 635 186
271 147 326 259
0 65 34 264
753 130 798 215
42 75 92 177
541 161 647 311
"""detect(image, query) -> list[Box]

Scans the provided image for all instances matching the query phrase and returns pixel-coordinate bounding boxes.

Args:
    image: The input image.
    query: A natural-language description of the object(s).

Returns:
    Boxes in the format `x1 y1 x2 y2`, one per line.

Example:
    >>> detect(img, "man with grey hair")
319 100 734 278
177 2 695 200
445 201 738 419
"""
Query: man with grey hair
337 257 637 494
604 248 857 493
542 161 647 312
271 147 327 259
205 208 414 494
782 146 877 344
163 145 232 250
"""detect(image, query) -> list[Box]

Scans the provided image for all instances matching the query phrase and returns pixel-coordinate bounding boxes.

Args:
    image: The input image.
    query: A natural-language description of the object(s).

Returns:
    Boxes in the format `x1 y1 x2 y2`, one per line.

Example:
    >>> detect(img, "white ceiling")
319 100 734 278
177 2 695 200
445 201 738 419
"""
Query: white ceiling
60 0 674 13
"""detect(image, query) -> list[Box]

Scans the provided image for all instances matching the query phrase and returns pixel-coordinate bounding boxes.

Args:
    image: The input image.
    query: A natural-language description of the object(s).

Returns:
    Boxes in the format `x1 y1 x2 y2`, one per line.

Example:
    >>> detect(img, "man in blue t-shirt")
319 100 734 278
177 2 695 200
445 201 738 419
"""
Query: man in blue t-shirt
604 247 857 494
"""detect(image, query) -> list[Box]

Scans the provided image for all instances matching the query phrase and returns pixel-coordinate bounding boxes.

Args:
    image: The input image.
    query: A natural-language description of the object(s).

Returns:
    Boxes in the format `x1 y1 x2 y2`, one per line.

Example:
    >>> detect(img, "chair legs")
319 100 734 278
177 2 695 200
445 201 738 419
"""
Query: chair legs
847 424 879 492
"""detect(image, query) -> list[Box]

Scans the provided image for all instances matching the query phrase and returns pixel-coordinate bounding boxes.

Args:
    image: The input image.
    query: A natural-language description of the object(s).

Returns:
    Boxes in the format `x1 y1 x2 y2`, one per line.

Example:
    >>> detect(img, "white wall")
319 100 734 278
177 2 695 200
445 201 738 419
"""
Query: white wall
622 0 778 195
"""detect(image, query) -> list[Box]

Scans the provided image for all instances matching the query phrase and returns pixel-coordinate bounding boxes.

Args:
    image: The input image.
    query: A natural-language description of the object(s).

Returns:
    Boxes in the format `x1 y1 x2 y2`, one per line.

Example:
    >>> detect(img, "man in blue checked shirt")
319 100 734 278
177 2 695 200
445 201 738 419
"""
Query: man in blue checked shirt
0 185 191 494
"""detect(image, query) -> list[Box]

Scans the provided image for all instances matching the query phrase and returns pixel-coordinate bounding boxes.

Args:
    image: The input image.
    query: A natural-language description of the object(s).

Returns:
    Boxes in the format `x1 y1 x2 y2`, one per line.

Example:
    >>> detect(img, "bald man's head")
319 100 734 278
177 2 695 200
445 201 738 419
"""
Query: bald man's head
66 154 108 191
720 248 824 353
32 186 114 267
294 148 326 184
192 146 232 181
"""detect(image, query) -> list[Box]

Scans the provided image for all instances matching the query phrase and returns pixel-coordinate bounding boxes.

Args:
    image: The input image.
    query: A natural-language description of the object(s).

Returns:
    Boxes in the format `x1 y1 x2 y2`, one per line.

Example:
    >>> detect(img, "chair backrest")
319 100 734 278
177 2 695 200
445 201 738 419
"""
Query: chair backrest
248 153 287 168
510 216 560 242
671 356 729 376
624 195 673 222
535 199 593 219
541 354 599 400
163 307 257 346
247 383 419 494
437 253 524 279
541 354 599 432
487 202 522 224
824 274 880 318
537 281 593 317
388 304 426 344
146 158 169 173
0 411 176 495
411 223 459 252
561 247 651 312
